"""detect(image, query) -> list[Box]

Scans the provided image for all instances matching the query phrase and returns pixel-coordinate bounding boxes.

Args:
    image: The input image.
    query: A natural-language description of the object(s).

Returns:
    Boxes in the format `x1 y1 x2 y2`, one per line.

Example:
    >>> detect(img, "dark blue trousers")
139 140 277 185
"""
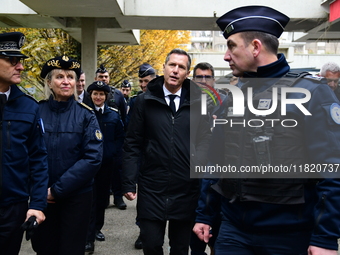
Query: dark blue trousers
31 191 92 255
214 217 311 255
0 201 27 255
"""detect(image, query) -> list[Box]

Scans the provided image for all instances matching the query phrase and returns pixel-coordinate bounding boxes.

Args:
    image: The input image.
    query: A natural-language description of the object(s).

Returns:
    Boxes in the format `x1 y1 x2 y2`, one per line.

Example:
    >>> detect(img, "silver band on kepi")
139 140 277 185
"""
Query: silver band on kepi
140 67 153 77
0 32 28 58
216 6 290 39
224 15 286 35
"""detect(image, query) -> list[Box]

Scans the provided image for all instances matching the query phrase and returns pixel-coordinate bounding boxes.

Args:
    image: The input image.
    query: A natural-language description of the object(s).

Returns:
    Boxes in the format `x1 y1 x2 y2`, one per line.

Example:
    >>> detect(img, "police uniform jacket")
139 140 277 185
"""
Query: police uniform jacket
39 95 103 200
196 54 340 250
93 104 124 163
122 76 211 221
0 85 48 211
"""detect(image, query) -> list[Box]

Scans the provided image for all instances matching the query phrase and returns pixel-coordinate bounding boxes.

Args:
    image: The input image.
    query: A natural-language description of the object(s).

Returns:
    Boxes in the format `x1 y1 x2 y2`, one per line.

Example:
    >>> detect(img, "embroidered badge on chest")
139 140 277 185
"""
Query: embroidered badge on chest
258 99 272 110
330 103 340 124
95 129 103 141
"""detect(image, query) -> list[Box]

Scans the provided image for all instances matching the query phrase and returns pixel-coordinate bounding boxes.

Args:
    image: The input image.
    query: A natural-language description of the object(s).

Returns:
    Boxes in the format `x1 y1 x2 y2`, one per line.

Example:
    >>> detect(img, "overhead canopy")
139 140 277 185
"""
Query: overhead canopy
1 0 336 45
1 0 337 82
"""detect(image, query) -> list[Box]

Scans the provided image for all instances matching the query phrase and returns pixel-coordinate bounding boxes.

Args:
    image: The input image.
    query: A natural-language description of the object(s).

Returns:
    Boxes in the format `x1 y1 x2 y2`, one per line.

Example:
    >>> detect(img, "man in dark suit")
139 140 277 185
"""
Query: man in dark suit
122 48 211 255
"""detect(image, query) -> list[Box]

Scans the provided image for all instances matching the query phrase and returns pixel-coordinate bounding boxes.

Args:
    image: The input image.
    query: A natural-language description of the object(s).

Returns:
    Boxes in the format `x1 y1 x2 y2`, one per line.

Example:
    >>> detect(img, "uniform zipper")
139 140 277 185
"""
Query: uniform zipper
165 113 175 219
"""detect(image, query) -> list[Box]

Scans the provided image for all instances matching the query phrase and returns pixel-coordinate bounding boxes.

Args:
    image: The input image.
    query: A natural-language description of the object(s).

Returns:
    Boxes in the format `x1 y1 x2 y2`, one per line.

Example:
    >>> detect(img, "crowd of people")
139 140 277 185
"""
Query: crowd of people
1 4 340 255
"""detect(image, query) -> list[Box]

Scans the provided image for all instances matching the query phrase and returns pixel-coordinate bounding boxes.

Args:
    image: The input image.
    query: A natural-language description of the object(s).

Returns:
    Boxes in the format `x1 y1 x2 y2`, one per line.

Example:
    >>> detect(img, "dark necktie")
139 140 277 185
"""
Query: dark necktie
168 95 177 115
0 94 7 120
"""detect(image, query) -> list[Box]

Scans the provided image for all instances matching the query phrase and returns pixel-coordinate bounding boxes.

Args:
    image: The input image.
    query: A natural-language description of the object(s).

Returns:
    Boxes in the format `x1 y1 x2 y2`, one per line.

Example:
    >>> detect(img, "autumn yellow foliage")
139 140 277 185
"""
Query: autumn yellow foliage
98 30 191 89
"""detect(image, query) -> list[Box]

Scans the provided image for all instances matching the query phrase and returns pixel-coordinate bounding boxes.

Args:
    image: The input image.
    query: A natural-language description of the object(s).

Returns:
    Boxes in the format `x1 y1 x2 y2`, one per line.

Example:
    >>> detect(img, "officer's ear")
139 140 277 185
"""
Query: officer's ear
251 39 262 58
185 69 191 79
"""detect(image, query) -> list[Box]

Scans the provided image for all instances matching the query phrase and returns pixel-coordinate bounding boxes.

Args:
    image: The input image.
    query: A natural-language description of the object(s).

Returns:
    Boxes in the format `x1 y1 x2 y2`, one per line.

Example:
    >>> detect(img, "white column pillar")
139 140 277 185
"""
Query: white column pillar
81 18 97 88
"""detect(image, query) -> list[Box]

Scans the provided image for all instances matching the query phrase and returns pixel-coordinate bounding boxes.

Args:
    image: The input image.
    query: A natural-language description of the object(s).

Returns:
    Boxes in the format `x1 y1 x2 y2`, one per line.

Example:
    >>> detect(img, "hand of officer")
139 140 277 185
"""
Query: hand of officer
26 209 46 225
193 223 212 243
21 209 46 241
124 192 137 201
308 245 337 255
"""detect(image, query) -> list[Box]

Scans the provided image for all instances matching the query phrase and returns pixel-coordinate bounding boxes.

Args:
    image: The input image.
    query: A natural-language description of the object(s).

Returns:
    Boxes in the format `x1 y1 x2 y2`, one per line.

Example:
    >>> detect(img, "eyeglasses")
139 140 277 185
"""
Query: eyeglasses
0 56 23 66
194 75 214 82
327 78 339 84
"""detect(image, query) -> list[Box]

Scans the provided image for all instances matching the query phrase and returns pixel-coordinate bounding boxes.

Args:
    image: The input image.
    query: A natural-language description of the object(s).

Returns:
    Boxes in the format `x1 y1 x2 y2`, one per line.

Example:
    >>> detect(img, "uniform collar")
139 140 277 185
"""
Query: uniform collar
48 95 75 112
95 105 104 112
243 53 290 78
0 87 11 100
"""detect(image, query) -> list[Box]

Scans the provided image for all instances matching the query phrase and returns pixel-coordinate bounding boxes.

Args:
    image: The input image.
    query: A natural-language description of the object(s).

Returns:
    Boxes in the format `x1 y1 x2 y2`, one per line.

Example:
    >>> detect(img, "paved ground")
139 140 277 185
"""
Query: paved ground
19 197 150 255
18 196 340 255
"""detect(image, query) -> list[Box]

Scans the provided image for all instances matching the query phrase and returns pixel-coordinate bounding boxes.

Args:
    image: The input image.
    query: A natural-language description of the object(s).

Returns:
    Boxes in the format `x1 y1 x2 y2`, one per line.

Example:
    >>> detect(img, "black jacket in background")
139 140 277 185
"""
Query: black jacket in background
82 90 92 106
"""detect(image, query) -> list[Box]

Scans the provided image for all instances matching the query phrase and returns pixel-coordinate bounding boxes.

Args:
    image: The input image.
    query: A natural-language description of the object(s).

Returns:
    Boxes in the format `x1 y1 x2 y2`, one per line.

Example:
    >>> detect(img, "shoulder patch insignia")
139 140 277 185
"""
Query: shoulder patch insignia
330 103 340 125
79 102 93 111
108 106 119 112
258 99 271 110
95 129 103 141
304 75 326 82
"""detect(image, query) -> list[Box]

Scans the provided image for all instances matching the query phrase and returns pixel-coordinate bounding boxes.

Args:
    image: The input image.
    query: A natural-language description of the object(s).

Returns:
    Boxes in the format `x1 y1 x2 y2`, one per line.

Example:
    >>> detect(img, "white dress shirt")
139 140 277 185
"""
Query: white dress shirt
78 90 85 103
163 85 181 112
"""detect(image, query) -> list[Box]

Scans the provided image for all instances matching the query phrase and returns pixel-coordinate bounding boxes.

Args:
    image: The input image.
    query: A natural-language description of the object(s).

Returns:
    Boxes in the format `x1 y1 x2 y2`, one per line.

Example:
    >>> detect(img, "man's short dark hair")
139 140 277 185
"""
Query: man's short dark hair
165 48 191 71
240 31 279 55
193 62 215 78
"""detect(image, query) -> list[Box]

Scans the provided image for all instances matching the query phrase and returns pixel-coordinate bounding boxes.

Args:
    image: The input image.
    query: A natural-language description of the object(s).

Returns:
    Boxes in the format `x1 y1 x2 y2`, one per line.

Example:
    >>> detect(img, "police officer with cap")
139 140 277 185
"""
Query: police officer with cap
31 55 103 255
193 6 340 255
138 63 157 92
127 63 157 128
0 32 48 254
95 66 127 212
85 81 124 253
120 79 132 105
126 63 158 249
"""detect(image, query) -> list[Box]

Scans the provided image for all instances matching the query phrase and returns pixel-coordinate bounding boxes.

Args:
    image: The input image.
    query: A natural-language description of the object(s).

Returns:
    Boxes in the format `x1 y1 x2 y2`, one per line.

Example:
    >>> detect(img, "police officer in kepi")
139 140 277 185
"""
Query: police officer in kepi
85 81 125 253
193 6 340 255
126 63 157 127
121 79 132 105
138 63 157 93
31 55 103 255
0 32 49 255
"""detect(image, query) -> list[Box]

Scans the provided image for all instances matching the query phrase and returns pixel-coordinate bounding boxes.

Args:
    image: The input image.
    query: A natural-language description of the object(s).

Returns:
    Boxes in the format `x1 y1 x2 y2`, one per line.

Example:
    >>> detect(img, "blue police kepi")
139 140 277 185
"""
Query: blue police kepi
194 5 340 255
